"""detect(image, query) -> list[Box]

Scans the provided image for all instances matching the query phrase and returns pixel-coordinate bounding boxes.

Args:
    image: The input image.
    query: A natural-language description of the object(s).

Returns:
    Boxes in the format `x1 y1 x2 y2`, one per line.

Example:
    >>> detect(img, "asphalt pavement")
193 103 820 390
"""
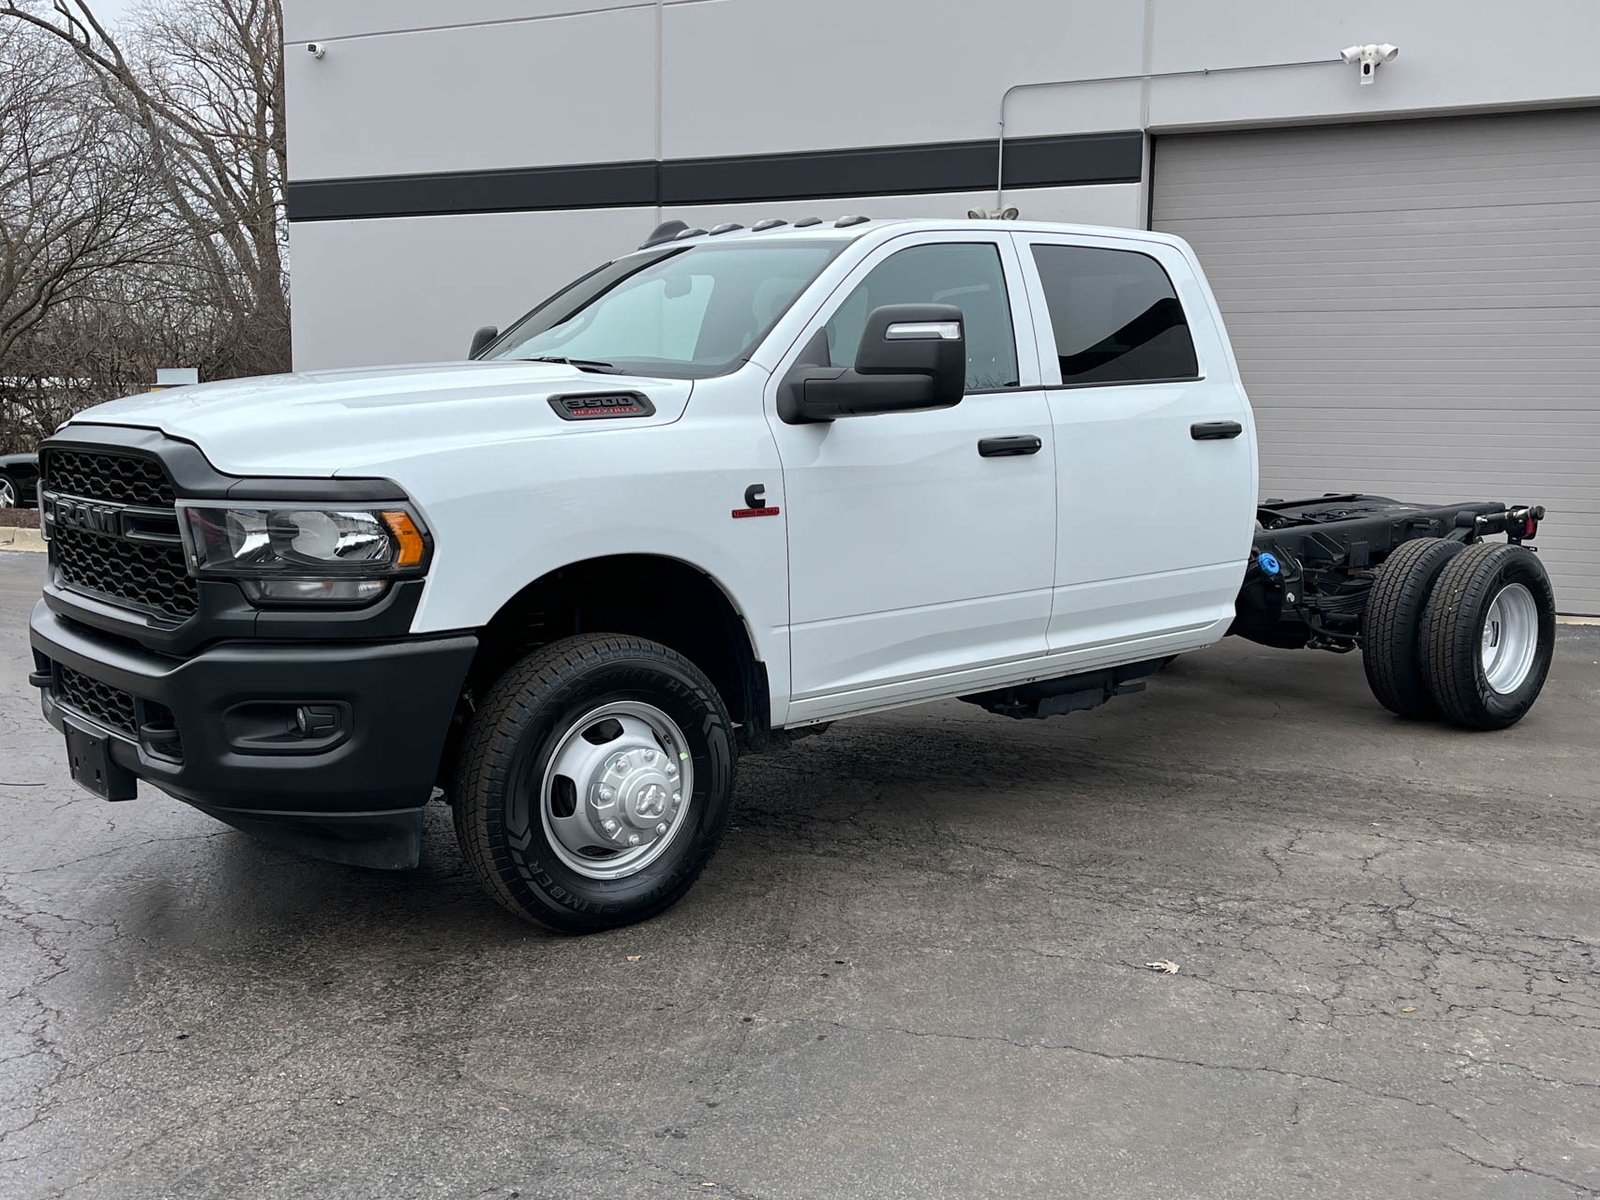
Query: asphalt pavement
2 549 1598 1199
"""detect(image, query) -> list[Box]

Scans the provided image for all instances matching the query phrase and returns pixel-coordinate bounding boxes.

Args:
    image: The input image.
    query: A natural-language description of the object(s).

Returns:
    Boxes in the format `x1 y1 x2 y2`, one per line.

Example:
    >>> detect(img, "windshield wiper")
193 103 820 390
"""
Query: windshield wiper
523 355 630 375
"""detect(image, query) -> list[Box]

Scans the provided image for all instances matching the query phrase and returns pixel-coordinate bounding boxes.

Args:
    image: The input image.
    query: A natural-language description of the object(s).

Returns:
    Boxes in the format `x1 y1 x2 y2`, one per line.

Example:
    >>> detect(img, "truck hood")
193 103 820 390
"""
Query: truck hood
65 362 695 477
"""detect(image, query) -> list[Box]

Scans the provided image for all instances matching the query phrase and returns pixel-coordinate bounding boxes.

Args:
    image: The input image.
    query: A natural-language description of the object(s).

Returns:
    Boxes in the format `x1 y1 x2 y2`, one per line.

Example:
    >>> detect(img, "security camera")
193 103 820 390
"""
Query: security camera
1341 43 1398 85
307 42 326 59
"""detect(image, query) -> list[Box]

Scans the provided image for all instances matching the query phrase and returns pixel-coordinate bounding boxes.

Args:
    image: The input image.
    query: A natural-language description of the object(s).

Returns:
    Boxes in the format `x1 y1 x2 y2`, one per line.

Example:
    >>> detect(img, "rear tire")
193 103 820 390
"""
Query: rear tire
1420 543 1556 731
452 634 736 932
1362 537 1466 719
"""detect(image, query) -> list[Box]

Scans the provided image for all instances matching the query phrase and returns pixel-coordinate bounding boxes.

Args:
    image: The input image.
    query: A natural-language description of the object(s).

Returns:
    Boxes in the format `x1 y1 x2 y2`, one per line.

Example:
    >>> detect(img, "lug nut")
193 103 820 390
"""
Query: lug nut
603 819 618 833
627 834 642 846
655 823 668 835
666 764 678 778
599 786 614 802
643 750 656 764
672 793 682 806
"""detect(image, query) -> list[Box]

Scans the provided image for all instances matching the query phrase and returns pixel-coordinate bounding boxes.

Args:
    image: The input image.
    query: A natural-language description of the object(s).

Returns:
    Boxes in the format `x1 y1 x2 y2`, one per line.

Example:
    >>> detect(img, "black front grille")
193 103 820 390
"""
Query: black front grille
43 448 197 620
51 526 199 618
55 665 138 739
44 449 174 506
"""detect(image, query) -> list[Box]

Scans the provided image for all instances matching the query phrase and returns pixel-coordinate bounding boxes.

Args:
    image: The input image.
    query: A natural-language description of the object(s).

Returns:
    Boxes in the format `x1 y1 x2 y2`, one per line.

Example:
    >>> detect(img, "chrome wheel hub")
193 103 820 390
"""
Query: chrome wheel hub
599 745 680 838
541 701 692 880
1481 582 1539 695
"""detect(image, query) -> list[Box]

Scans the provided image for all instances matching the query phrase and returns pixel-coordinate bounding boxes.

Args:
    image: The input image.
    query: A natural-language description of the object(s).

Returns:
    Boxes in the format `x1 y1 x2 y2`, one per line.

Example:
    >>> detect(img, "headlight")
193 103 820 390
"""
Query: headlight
178 503 430 606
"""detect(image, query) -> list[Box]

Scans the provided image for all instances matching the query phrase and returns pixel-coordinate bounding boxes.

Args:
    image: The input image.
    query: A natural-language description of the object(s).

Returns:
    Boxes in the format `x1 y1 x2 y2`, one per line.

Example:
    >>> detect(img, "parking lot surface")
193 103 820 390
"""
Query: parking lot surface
2 550 1598 1199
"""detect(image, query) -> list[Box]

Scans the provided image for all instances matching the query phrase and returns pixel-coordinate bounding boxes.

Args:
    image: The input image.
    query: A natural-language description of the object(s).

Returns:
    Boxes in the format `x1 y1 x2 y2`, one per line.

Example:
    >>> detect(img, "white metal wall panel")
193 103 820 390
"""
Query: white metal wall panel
283 6 658 181
1153 110 1600 614
660 0 1147 158
1147 0 1600 130
287 208 653 371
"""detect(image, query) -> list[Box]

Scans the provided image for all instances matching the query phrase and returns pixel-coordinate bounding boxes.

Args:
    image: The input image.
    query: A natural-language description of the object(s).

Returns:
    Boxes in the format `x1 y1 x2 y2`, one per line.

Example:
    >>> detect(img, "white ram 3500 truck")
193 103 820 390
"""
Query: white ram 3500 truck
28 218 1555 931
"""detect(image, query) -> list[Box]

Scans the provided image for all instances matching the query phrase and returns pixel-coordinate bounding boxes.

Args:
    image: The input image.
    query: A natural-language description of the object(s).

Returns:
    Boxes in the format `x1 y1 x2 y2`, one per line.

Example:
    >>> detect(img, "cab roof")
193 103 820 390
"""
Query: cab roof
639 215 1187 253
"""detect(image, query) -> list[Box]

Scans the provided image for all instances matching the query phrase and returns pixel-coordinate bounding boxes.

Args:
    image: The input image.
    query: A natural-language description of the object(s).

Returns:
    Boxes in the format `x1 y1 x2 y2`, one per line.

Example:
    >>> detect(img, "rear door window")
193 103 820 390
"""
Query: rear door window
1031 245 1199 385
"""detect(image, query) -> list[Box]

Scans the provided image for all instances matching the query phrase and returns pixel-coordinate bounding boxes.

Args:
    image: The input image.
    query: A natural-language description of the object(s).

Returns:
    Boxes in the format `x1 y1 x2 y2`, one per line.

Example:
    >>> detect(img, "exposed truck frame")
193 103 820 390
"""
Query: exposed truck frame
1237 495 1545 651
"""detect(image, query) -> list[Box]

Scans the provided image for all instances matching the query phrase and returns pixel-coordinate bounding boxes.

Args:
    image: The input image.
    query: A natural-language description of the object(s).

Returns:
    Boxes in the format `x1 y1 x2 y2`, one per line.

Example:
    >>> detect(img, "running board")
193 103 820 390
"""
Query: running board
959 658 1167 720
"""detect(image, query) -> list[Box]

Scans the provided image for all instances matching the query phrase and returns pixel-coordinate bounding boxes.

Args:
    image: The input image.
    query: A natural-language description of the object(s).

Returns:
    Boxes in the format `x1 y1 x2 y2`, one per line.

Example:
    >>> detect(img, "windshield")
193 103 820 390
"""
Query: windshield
484 240 848 379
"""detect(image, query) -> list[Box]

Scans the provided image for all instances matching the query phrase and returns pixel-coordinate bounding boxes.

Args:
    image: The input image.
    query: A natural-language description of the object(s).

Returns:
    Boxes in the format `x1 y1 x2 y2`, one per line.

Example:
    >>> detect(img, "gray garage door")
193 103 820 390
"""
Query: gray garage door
1153 110 1600 614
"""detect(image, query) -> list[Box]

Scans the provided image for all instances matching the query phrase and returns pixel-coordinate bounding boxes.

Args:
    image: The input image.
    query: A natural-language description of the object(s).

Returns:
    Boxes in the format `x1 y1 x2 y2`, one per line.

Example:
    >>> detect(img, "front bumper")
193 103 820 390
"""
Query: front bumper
29 601 476 868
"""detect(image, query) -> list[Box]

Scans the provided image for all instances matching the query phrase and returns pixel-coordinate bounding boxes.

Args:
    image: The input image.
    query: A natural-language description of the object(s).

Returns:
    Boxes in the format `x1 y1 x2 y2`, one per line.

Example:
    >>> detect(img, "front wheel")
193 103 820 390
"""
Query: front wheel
0 475 17 509
1420 543 1556 731
452 634 736 932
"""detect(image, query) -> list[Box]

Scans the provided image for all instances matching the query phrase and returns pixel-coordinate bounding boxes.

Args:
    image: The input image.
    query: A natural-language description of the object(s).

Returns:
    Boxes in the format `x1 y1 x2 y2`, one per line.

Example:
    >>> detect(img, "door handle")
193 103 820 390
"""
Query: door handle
978 435 1043 458
1191 421 1243 441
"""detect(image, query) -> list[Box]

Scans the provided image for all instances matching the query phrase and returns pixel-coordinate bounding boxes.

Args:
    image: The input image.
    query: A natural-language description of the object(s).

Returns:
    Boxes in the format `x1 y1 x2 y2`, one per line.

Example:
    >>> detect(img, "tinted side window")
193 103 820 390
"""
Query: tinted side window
825 243 1019 391
1031 245 1199 385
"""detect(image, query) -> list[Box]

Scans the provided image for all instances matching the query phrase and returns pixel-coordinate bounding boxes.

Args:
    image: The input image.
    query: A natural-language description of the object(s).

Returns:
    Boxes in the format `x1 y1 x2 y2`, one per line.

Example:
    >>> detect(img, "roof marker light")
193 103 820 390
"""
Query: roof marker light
639 219 688 248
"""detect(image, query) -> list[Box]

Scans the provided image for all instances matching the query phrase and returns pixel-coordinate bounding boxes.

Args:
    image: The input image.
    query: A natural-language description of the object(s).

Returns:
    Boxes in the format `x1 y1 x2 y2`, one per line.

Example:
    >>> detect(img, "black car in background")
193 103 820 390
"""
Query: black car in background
0 453 40 509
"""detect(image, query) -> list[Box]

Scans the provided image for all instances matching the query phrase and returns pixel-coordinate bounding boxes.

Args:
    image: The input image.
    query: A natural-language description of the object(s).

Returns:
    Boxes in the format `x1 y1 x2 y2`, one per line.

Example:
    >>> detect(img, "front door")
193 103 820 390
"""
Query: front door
767 233 1057 719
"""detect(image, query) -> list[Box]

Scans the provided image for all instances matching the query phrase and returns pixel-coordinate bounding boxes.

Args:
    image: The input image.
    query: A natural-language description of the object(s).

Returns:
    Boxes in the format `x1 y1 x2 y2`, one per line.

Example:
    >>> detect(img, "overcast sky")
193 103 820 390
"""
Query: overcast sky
83 0 138 28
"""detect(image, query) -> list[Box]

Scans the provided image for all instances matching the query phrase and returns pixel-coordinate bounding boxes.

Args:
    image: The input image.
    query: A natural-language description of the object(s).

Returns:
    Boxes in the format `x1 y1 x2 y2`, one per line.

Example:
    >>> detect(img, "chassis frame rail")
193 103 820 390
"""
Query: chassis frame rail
1233 494 1545 651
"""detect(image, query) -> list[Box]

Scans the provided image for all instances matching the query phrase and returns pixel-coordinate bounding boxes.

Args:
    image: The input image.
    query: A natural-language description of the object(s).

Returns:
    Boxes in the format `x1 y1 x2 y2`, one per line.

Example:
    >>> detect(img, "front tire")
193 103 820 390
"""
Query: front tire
452 634 736 932
1420 543 1556 731
0 475 17 509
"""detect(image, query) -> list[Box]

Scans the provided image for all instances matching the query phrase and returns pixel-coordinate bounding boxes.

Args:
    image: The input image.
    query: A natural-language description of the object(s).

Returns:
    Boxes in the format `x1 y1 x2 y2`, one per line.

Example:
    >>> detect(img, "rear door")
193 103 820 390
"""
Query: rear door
1015 234 1255 654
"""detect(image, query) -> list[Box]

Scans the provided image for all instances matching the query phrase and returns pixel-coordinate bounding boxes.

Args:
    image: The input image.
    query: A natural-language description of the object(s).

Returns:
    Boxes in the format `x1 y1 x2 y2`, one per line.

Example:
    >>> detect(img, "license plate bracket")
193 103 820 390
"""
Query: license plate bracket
64 721 138 802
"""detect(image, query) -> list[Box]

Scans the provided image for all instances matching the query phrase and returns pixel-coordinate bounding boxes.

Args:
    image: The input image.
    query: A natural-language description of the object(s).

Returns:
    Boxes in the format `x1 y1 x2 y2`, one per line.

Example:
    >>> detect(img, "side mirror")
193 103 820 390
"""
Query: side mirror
778 304 966 425
469 326 499 359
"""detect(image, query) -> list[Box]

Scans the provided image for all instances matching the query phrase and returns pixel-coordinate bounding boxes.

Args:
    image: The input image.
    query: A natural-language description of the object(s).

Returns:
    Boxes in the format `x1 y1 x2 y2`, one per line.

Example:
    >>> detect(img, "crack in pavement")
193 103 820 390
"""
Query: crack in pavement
820 1018 1500 1143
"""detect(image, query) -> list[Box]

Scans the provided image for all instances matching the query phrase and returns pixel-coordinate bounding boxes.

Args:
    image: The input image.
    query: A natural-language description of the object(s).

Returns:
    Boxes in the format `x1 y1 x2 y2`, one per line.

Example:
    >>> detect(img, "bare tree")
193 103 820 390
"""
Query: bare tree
0 21 177 449
0 21 157 369
0 0 289 378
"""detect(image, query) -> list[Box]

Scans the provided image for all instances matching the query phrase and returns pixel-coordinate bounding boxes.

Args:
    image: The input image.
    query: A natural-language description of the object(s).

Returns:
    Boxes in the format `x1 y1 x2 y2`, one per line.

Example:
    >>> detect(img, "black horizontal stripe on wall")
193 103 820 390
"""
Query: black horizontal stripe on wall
287 131 1144 222
661 131 1142 205
287 159 659 223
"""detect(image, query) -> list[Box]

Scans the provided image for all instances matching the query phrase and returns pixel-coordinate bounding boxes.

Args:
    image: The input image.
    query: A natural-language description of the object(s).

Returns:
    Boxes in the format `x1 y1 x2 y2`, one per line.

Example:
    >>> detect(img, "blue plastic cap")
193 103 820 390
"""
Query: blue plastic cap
1258 552 1281 576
